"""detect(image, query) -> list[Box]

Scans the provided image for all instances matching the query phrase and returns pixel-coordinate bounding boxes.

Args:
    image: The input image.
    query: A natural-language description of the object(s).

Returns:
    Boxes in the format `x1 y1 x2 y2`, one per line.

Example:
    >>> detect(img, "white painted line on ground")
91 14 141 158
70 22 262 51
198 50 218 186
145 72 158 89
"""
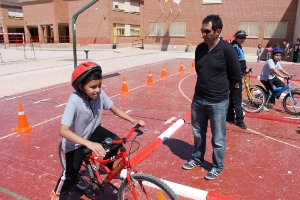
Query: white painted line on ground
33 98 50 103
164 117 177 124
55 103 67 107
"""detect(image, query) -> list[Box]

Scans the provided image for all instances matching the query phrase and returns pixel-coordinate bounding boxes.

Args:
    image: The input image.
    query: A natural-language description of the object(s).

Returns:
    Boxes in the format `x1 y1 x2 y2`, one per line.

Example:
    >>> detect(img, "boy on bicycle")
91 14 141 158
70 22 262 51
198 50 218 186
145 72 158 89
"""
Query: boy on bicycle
50 61 145 199
260 47 292 107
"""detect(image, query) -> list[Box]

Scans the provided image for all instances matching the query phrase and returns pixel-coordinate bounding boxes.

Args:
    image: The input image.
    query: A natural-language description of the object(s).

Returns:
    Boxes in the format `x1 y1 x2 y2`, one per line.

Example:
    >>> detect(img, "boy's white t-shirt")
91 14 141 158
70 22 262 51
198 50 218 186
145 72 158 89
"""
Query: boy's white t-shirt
61 90 113 153
260 59 283 81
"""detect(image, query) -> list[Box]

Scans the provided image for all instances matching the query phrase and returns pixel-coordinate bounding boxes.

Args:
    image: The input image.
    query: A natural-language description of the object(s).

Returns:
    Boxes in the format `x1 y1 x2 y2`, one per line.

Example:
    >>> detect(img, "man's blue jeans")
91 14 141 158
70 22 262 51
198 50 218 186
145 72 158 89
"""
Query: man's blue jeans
191 93 228 170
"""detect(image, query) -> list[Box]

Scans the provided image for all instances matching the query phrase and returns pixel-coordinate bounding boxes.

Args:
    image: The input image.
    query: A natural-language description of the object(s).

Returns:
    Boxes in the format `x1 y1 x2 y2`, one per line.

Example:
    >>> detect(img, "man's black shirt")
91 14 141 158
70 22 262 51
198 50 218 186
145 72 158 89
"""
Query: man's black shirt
194 39 241 103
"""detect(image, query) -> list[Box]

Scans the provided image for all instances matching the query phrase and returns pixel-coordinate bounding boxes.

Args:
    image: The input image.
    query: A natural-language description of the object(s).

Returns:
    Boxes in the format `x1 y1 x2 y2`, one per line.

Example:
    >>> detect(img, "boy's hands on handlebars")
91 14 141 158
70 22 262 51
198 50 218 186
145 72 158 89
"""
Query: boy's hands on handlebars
86 141 106 157
286 74 294 79
133 120 145 127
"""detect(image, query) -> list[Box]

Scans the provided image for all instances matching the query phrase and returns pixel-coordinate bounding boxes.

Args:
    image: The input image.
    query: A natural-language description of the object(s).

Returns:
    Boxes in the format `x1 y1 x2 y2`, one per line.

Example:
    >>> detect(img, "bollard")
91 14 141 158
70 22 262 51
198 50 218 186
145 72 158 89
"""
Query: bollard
84 50 89 60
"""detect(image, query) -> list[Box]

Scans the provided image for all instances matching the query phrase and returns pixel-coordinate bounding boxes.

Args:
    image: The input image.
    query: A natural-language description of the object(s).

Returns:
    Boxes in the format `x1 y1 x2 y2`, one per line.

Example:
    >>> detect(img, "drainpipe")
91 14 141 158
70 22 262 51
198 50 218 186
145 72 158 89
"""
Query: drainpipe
72 0 99 68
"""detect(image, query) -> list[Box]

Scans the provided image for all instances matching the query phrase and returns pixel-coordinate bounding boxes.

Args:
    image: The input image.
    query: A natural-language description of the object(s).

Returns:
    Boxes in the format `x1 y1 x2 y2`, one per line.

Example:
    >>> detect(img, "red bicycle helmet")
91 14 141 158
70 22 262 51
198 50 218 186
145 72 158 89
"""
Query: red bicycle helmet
71 61 102 90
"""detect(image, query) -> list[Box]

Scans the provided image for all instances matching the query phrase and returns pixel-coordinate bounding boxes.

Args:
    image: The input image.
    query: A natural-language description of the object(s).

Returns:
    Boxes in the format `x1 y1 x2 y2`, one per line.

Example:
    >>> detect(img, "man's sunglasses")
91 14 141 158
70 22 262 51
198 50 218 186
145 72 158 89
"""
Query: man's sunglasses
200 28 212 34
237 37 246 39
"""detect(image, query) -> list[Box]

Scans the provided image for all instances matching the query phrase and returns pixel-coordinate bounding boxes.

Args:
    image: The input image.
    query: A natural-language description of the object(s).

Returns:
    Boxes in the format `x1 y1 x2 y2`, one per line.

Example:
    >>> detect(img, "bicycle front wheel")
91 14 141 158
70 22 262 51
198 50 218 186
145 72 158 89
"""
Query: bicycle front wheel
283 90 300 115
118 173 178 200
58 141 66 170
242 85 266 113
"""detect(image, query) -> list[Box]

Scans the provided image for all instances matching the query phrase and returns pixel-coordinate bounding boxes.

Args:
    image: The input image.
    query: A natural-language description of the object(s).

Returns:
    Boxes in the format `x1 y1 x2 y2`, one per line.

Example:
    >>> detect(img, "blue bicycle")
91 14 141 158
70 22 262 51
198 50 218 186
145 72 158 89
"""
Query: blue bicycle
264 76 300 115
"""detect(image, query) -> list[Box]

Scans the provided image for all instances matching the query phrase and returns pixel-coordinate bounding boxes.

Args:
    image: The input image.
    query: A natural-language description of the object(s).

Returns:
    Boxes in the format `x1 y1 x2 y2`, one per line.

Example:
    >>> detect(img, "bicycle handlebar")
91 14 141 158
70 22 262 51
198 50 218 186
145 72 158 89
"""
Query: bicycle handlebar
109 124 144 145
287 75 296 80
243 68 252 76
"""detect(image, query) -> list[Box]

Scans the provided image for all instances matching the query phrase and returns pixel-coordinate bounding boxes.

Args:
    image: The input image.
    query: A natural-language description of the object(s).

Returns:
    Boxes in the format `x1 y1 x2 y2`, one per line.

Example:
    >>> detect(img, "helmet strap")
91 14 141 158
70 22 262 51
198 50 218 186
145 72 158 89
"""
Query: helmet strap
78 85 92 101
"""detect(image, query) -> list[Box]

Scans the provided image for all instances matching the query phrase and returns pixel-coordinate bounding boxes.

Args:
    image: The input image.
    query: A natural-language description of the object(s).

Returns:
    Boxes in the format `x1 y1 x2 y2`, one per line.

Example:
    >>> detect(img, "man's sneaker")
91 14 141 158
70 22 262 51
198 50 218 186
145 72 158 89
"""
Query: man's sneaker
182 159 203 170
236 121 247 129
204 168 222 180
262 106 269 112
50 189 59 200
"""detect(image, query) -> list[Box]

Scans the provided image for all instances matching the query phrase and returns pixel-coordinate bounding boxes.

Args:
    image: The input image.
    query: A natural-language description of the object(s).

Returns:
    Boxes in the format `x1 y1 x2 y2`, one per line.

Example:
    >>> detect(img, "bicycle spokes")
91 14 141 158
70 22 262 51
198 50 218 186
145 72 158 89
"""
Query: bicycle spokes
242 85 266 113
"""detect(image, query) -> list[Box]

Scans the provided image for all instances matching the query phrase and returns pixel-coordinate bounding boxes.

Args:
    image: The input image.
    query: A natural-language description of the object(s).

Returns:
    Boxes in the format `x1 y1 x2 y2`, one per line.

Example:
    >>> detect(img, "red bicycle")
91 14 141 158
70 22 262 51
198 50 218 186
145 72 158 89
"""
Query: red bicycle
58 124 178 200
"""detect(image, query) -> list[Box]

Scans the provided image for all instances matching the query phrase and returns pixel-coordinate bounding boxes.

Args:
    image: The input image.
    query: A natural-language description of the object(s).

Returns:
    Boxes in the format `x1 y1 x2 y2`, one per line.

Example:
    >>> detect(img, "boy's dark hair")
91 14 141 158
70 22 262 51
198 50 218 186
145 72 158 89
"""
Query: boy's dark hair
81 70 102 87
202 14 223 31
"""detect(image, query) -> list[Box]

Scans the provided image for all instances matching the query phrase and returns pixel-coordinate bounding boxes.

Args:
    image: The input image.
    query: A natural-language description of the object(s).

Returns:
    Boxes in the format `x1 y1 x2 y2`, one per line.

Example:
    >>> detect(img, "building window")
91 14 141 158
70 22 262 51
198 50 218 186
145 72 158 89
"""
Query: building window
8 8 23 19
116 24 140 36
130 2 140 13
203 0 222 4
149 22 165 36
113 0 125 11
264 22 288 39
116 24 125 36
169 22 186 37
130 25 140 36
113 0 140 13
238 22 259 38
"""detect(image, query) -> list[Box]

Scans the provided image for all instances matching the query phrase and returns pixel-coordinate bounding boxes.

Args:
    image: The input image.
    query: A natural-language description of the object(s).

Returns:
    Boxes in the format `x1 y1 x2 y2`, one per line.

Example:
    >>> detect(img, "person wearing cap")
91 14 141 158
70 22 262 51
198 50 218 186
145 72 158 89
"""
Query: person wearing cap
50 61 145 199
226 30 248 129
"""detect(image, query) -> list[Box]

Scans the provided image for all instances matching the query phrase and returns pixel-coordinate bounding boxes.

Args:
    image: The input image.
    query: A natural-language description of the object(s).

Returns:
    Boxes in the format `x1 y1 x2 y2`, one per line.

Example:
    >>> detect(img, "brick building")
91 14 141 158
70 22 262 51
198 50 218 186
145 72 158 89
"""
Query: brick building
0 0 299 51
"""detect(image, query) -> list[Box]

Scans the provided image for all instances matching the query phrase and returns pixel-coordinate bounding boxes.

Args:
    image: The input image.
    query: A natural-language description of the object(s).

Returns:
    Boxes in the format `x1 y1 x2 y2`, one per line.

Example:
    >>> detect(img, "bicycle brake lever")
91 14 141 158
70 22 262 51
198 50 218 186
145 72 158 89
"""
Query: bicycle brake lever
136 128 143 136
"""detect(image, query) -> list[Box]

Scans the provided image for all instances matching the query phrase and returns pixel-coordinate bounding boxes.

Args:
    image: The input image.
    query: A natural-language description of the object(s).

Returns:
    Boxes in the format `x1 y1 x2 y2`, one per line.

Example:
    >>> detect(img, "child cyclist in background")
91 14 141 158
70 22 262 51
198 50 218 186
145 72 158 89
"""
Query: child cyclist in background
50 61 145 199
259 48 292 107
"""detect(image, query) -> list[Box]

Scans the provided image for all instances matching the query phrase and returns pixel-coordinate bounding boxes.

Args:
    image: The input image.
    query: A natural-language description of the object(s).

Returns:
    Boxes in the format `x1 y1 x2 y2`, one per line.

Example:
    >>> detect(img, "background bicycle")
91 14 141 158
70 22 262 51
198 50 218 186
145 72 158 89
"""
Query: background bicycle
262 76 300 115
58 125 179 200
241 68 266 113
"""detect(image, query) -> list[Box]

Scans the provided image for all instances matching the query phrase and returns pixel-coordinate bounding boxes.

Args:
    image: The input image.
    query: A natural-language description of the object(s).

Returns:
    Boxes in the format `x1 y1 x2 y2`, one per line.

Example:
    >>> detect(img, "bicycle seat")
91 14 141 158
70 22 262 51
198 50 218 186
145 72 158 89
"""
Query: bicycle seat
82 148 92 155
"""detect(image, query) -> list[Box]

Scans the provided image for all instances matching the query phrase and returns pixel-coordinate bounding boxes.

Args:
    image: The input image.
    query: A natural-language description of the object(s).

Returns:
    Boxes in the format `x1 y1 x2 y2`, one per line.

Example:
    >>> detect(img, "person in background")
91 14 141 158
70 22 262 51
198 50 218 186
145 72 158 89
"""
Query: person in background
283 41 290 61
226 30 248 129
260 48 292 108
257 44 262 62
265 44 273 60
274 41 280 48
290 40 300 63
182 14 241 180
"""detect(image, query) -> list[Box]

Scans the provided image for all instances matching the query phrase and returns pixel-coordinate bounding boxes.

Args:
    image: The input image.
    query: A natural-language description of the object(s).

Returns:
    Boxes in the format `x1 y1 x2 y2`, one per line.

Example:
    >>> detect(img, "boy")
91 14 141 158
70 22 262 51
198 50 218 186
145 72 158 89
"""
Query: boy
50 61 145 199
260 48 292 107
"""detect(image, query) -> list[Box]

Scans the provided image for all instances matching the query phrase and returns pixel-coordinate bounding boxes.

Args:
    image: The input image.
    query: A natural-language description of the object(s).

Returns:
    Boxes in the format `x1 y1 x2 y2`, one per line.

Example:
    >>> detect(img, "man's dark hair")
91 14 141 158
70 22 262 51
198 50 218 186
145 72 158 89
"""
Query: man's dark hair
202 14 223 31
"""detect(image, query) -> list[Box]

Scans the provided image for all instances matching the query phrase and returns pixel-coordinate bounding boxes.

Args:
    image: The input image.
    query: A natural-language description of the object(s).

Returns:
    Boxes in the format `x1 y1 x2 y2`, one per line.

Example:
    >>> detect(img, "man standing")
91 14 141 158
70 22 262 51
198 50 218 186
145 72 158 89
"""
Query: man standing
226 30 248 128
182 14 241 180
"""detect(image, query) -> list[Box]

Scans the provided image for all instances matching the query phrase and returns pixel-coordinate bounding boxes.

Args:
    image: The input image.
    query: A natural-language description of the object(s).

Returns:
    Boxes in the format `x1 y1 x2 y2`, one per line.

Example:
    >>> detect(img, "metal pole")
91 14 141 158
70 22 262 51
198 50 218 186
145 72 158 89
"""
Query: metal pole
72 0 99 68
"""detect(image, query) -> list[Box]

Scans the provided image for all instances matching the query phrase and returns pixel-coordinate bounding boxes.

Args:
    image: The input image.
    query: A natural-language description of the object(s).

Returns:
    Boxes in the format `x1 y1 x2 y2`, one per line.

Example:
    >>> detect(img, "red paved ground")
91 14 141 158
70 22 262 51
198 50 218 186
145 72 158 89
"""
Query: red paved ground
0 59 299 199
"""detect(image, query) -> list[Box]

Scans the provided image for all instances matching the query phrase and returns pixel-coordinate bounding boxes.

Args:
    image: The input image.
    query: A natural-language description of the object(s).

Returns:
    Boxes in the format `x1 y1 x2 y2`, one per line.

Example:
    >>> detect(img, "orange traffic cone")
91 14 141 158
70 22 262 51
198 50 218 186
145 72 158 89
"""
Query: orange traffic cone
13 104 34 133
179 62 184 73
120 76 130 94
191 59 195 68
147 70 154 85
161 65 167 78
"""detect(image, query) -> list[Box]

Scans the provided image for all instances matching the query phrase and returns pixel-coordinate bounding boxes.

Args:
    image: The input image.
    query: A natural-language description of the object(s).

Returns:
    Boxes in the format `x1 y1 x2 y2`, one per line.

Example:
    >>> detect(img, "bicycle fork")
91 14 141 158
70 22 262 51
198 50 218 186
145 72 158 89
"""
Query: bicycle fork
288 90 297 105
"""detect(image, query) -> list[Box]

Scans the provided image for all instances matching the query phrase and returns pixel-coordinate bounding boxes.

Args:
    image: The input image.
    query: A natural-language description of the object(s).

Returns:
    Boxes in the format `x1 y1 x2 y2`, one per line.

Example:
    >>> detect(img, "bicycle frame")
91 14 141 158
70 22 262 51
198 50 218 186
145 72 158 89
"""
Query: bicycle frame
269 80 297 105
81 126 142 199
243 76 253 99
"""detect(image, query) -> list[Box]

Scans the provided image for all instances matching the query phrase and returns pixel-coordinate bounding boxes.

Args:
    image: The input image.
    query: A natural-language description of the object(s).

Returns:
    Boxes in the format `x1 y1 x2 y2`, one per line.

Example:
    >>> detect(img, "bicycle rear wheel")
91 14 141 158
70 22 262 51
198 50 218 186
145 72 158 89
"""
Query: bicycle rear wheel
242 85 266 113
283 90 300 115
58 141 66 170
118 173 178 200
